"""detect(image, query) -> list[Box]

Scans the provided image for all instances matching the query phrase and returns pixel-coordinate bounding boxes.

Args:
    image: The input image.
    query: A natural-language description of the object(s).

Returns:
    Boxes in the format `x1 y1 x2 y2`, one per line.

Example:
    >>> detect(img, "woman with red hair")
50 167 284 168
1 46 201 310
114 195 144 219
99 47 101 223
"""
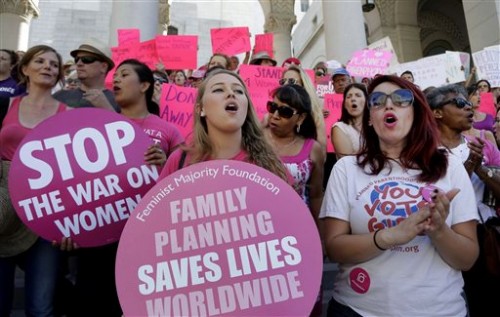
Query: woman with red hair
320 75 479 316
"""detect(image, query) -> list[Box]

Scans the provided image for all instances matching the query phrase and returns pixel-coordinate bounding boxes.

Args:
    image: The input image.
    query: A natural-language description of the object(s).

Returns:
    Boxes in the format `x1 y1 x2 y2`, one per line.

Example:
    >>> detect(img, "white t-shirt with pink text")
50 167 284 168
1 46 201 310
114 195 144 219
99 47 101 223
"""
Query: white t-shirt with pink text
320 154 477 317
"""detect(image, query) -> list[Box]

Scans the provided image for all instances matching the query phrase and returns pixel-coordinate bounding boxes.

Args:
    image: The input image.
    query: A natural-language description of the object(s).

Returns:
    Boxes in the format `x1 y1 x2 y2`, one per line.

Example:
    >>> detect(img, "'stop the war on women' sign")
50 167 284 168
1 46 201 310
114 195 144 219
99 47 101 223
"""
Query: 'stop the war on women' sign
116 160 323 316
9 108 159 247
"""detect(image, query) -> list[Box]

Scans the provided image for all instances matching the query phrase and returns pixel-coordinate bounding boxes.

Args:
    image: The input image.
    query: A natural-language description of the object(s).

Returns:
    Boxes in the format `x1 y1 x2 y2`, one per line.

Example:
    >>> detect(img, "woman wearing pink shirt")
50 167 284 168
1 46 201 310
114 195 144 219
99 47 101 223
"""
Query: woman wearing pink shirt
159 68 288 181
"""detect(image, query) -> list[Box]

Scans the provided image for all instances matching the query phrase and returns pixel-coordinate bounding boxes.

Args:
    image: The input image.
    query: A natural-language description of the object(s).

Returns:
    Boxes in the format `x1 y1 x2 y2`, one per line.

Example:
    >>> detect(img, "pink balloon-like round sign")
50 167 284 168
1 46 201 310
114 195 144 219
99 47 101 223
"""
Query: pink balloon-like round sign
116 160 323 316
9 108 158 247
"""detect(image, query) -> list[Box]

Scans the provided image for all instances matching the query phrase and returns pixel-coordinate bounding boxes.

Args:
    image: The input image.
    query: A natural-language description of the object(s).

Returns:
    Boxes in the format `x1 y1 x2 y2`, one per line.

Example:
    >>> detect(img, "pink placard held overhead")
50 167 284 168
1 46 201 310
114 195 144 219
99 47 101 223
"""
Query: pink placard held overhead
479 92 496 117
159 83 197 139
136 39 159 70
105 45 138 89
156 35 198 70
115 160 323 316
117 28 140 47
346 49 392 78
323 93 344 153
8 108 159 247
211 27 251 56
254 33 274 57
238 64 282 119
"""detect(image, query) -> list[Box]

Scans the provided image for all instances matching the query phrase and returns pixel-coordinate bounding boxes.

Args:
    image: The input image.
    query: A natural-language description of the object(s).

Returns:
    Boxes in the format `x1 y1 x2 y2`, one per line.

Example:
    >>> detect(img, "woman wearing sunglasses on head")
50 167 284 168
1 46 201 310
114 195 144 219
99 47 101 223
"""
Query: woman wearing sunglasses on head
320 75 478 317
331 83 367 159
427 84 500 317
276 65 326 153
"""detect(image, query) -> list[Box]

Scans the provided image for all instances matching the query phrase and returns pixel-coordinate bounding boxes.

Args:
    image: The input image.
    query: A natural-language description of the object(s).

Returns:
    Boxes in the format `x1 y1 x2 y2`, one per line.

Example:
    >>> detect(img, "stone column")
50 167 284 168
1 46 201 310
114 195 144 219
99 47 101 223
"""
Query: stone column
109 0 159 46
264 0 296 66
0 0 39 51
158 0 170 35
322 0 367 64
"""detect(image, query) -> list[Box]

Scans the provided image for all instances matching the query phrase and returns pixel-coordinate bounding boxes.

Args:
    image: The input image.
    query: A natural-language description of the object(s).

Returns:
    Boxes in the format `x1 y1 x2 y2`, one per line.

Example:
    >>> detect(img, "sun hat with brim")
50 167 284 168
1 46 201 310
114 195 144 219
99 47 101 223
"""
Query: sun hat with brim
70 38 115 70
249 51 277 66
0 161 38 257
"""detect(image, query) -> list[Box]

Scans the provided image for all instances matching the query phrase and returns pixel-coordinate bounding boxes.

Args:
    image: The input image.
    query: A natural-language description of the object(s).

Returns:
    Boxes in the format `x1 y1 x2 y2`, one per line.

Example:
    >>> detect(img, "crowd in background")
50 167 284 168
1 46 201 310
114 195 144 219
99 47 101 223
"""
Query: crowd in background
0 37 499 317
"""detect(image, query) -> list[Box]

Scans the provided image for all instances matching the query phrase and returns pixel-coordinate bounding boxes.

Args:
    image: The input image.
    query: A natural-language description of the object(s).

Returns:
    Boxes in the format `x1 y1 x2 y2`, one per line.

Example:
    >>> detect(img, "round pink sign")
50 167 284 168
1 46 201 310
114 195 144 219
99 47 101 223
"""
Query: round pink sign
116 160 323 316
9 108 159 247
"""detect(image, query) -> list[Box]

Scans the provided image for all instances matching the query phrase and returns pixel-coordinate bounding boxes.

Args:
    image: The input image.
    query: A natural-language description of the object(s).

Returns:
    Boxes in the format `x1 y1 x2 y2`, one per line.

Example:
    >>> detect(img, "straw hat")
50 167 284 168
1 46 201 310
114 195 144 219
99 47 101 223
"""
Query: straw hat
70 37 115 70
0 161 38 257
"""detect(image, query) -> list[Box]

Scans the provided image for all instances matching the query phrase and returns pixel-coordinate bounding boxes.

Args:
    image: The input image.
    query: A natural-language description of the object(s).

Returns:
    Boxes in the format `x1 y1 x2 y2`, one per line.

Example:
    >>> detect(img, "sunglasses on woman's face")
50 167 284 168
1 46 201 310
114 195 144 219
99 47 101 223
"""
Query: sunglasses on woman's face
315 70 326 77
368 89 414 109
267 101 298 119
279 78 297 86
435 97 472 109
74 56 102 64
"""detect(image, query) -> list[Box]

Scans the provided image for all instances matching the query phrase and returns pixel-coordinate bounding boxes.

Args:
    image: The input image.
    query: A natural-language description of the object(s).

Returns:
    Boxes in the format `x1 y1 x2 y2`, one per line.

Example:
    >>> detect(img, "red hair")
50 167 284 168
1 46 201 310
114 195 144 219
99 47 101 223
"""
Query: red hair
357 75 447 183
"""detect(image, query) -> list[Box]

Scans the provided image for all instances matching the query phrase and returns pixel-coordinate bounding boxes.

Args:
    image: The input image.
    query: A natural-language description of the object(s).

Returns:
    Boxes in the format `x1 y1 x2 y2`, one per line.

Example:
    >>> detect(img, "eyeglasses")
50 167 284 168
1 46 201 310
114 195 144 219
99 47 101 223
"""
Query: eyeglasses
315 70 326 77
66 79 80 84
74 56 102 64
279 78 297 86
154 77 167 84
267 101 298 119
435 97 472 109
368 89 414 109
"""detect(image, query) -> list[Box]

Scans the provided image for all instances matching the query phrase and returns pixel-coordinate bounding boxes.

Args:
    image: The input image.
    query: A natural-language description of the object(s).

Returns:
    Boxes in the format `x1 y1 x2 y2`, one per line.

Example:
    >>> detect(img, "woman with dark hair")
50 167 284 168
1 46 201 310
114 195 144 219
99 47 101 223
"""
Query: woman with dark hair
426 83 500 317
113 59 184 166
0 49 25 98
0 44 70 317
468 84 495 134
320 75 478 317
476 79 491 94
279 65 326 152
264 84 324 218
331 83 367 159
159 68 289 182
172 69 187 87
263 84 324 317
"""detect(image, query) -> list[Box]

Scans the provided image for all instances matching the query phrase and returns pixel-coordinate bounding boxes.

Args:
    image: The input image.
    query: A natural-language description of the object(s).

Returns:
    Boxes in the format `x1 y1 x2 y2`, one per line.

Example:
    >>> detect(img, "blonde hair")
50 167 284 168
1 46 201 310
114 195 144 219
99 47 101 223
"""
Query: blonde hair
283 65 326 150
185 68 289 181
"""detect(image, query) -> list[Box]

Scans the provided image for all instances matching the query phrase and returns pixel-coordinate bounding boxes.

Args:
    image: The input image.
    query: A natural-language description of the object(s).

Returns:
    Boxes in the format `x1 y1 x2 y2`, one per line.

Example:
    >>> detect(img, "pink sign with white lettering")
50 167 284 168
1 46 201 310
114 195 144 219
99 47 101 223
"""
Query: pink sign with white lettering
115 160 323 316
8 108 159 247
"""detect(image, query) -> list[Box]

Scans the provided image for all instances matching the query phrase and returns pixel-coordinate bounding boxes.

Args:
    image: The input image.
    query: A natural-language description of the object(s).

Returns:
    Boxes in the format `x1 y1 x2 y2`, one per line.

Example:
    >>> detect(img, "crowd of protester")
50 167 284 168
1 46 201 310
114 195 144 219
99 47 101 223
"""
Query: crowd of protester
0 36 499 317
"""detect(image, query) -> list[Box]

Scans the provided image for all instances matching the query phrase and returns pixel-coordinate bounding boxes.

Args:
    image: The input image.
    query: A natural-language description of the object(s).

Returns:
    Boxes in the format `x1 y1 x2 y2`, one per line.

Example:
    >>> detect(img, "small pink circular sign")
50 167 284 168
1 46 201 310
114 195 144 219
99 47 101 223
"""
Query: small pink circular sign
116 160 323 316
9 108 158 247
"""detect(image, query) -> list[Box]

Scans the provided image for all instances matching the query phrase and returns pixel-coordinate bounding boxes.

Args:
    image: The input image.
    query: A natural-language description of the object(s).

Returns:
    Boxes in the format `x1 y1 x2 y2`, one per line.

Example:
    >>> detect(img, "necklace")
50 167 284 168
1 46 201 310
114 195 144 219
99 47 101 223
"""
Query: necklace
269 133 297 152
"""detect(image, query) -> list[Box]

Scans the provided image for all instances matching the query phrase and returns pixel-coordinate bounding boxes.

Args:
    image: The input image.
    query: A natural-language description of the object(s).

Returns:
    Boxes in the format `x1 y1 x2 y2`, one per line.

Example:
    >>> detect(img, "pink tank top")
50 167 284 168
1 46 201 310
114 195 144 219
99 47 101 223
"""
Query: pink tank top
0 97 67 161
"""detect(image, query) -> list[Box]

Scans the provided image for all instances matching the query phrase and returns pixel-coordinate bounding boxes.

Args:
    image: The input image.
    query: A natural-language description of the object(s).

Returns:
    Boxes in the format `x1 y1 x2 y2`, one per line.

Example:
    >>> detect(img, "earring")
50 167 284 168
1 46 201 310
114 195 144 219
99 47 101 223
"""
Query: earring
296 124 301 133
200 110 206 117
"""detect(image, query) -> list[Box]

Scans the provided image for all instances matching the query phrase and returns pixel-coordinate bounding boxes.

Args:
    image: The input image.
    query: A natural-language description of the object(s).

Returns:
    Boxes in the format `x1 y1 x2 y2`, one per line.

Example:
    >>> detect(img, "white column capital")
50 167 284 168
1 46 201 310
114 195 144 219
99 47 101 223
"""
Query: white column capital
264 12 296 34
0 0 39 21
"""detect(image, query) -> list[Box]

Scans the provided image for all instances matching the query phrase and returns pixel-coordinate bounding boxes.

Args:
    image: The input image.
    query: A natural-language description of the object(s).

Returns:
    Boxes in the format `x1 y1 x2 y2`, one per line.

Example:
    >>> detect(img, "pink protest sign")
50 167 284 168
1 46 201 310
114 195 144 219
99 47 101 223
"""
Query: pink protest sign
479 92 496 117
239 64 282 119
346 49 392 78
137 39 159 70
8 108 159 247
156 35 198 70
118 28 140 47
211 27 251 56
159 83 197 139
254 33 274 57
105 45 139 88
323 93 344 153
316 77 334 98
116 160 323 316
